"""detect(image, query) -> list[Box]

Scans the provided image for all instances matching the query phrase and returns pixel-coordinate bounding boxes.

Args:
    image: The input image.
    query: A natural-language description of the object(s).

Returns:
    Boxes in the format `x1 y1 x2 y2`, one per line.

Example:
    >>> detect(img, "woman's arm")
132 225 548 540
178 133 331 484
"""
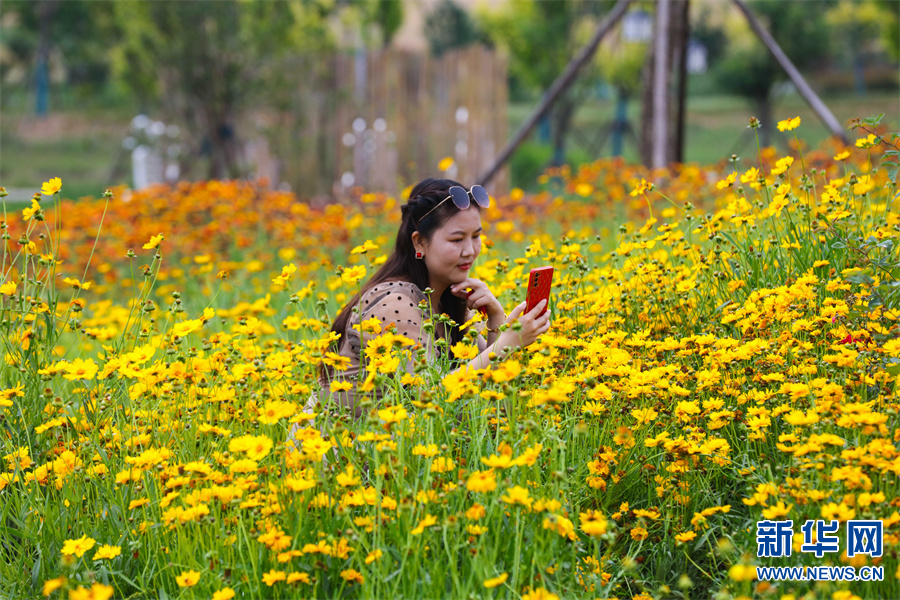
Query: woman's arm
451 332 515 375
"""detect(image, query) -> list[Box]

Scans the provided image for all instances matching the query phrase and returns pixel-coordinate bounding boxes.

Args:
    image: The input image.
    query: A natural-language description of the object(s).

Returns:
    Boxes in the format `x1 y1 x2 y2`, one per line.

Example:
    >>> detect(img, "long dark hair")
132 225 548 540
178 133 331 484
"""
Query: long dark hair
316 178 484 384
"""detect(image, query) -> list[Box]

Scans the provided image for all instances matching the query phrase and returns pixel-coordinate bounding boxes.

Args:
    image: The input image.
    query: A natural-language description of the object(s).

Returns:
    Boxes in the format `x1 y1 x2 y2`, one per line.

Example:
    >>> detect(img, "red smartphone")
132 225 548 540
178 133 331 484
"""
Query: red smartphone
525 266 553 317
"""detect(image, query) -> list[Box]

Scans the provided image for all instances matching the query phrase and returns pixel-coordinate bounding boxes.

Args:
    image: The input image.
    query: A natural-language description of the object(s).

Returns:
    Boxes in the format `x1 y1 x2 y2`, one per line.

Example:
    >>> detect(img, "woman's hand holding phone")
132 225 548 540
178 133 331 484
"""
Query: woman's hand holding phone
503 266 553 349
499 299 551 350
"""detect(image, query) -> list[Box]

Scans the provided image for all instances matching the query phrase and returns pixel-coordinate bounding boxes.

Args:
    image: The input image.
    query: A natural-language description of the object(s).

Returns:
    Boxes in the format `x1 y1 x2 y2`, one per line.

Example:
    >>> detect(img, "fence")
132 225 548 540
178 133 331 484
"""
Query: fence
250 45 509 200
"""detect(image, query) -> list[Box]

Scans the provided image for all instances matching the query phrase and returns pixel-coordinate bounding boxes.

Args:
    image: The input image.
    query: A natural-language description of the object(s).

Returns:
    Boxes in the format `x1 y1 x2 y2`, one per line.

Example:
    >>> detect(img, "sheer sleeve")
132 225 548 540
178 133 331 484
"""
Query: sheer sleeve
358 284 435 377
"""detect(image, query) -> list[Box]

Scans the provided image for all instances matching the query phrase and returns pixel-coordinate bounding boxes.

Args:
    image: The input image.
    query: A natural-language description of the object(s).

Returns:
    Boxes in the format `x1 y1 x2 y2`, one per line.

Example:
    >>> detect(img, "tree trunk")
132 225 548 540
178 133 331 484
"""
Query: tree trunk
640 0 690 167
671 0 690 164
550 95 576 167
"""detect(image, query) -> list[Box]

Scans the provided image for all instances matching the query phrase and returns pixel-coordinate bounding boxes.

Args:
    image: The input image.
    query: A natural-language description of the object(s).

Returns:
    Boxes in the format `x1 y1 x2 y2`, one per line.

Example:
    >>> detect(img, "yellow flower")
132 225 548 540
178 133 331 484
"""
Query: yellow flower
377 404 408 428
143 233 165 249
61 535 96 557
771 156 794 176
0 281 16 296
63 277 91 290
466 503 486 520
67 583 113 600
172 318 203 338
501 485 533 508
631 407 658 424
93 545 121 560
451 341 479 360
340 569 365 584
438 156 454 171
341 265 367 285
176 570 201 587
466 469 497 493
22 198 41 221
41 177 62 196
762 501 793 520
351 240 379 255
489 359 521 383
365 550 383 565
776 116 800 132
855 133 877 148
630 178 654 197
675 531 696 543
580 510 608 536
212 589 236 600
728 563 757 582
483 572 508 588
631 526 648 540
42 576 66 597
521 586 560 600
411 513 437 535
262 569 286 586
834 150 851 161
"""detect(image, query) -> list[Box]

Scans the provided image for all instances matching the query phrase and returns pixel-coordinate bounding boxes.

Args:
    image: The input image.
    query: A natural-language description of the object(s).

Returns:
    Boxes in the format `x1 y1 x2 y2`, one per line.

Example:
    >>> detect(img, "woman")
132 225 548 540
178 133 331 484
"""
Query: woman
295 178 551 432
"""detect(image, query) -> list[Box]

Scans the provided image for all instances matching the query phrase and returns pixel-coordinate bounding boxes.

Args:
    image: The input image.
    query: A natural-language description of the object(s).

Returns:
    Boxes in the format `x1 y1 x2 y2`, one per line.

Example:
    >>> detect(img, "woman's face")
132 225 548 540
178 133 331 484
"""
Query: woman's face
415 207 483 287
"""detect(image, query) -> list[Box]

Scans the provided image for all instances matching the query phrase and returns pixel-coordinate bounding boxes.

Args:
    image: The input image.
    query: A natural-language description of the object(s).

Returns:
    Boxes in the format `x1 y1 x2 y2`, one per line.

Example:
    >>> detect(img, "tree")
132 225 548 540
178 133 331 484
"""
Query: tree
477 0 616 166
825 0 898 94
372 0 403 48
103 0 337 180
0 0 118 113
711 0 834 146
424 0 490 58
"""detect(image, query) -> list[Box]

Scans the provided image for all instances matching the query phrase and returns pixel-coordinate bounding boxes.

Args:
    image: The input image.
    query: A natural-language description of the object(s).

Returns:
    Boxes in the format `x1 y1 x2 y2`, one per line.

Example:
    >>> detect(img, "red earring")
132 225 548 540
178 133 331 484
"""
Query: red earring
416 251 423 259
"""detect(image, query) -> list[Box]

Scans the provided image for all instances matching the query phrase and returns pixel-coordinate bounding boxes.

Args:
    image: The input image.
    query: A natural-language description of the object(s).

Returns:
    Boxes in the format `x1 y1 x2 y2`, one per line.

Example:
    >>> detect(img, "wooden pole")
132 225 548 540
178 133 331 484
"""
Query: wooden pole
476 0 632 186
731 0 848 143
651 0 671 169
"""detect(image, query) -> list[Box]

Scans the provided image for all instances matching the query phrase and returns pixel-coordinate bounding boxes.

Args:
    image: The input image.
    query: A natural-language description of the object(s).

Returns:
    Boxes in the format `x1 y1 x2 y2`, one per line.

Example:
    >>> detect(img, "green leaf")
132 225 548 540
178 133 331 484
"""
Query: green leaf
863 114 884 126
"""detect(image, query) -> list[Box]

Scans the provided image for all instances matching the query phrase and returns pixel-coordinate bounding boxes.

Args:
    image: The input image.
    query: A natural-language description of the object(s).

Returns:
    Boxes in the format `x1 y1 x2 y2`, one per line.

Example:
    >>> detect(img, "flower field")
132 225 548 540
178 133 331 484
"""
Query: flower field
1 115 899 600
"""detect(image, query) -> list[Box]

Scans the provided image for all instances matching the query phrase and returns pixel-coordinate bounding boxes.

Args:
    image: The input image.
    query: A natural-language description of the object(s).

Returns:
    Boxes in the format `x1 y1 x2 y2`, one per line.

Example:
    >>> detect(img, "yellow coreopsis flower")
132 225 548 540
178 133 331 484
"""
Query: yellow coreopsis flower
580 510 608 536
175 571 200 587
0 281 16 296
466 469 497 493
93 544 122 560
340 569 365 584
483 573 509 588
776 116 800 132
410 513 437 535
262 569 286 586
172 318 203 338
143 233 165 249
341 265 367 285
61 535 96 557
41 177 62 196
22 199 41 221
68 583 114 600
42 576 66 596
438 156 454 171
351 240 379 255
501 485 533 509
62 358 98 381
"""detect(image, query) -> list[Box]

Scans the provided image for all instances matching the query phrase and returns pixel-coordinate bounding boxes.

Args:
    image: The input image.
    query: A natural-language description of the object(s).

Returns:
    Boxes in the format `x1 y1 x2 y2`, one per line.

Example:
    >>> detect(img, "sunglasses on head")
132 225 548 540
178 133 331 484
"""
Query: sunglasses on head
416 185 490 228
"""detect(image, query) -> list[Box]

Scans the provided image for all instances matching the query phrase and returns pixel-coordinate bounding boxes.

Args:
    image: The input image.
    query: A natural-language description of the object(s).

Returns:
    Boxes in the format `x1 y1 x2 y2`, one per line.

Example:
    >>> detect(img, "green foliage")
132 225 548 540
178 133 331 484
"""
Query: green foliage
0 1 117 104
372 0 404 48
712 0 834 102
423 0 490 57
597 42 647 98
477 0 614 94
